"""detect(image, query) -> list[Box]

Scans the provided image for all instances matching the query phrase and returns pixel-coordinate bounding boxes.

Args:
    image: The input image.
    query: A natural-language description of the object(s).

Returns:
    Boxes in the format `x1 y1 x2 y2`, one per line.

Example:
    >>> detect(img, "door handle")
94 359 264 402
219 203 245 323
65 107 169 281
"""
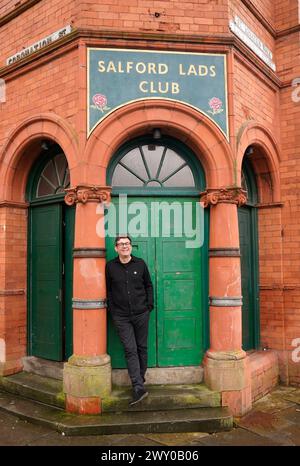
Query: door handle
56 289 62 302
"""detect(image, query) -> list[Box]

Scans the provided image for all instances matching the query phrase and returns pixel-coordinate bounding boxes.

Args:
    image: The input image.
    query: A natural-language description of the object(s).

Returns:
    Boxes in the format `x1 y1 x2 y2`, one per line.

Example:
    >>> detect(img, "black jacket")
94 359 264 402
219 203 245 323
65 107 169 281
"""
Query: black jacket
105 255 154 316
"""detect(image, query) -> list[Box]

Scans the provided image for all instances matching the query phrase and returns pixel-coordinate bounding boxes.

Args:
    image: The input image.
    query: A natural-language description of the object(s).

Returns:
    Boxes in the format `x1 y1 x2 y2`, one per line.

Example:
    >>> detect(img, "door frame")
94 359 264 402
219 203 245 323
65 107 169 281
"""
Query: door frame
26 146 74 361
239 158 260 350
106 135 210 366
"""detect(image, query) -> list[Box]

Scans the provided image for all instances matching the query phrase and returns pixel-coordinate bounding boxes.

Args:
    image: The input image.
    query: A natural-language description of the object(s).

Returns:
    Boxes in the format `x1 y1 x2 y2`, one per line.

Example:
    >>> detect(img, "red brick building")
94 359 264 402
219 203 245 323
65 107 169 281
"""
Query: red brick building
0 0 299 417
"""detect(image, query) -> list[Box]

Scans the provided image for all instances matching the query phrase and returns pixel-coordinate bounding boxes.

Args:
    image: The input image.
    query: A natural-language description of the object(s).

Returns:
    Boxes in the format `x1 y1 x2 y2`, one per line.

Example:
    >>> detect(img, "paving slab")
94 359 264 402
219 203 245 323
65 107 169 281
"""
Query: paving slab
142 431 209 446
281 391 300 405
27 432 162 446
194 427 282 446
0 410 53 446
251 386 299 413
237 410 300 446
279 406 300 424
251 394 295 413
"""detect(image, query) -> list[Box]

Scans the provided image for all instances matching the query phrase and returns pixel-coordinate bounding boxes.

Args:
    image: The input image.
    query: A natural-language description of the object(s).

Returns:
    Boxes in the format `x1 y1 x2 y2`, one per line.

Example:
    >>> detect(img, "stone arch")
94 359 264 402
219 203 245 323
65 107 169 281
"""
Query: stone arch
236 122 281 203
83 100 234 188
0 113 79 201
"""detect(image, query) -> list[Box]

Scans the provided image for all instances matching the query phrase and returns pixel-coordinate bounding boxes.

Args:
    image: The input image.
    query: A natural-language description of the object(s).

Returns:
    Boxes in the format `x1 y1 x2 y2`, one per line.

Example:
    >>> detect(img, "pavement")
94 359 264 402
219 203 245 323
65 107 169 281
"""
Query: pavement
0 385 299 450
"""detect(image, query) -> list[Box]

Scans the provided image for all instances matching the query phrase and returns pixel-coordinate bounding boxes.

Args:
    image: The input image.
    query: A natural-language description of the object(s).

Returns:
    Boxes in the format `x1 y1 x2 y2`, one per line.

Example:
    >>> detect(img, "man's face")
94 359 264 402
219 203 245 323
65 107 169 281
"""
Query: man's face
115 237 132 259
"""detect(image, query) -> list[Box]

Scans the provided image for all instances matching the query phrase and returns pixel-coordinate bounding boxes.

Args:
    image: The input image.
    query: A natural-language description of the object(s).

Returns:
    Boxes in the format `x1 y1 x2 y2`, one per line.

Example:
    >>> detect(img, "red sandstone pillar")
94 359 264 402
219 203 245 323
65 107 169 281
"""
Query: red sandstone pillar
63 185 111 414
201 187 252 416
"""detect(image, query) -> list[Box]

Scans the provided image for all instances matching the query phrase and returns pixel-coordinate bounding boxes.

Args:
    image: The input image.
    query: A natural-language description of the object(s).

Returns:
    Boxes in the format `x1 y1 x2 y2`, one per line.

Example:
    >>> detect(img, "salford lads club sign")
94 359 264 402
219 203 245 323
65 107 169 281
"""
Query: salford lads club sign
87 48 228 139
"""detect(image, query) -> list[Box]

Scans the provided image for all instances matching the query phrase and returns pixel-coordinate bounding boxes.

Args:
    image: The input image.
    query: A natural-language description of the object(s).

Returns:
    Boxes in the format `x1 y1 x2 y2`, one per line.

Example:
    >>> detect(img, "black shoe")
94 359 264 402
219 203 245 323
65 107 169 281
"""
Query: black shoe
129 389 148 406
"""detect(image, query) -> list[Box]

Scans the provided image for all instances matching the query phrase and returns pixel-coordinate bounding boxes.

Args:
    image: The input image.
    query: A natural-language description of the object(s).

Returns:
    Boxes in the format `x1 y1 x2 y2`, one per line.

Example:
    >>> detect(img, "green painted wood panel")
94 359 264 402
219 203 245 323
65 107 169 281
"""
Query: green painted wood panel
238 206 259 350
106 196 203 368
156 198 202 366
64 205 75 359
239 208 252 349
30 204 62 360
106 198 157 368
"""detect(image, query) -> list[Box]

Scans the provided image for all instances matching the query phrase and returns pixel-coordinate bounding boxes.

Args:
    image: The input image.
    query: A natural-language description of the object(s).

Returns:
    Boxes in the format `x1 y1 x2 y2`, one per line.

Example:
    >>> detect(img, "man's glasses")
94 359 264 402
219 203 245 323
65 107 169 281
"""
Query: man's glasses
116 241 131 247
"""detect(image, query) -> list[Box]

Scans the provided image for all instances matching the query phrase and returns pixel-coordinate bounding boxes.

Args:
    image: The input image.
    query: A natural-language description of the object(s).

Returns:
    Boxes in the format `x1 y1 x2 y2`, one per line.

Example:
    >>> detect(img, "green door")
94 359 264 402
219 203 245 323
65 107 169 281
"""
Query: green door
107 235 157 368
29 203 75 361
238 205 259 350
64 205 75 359
239 159 260 351
30 204 63 360
156 235 202 365
239 207 253 349
106 196 203 367
106 198 157 368
28 148 75 361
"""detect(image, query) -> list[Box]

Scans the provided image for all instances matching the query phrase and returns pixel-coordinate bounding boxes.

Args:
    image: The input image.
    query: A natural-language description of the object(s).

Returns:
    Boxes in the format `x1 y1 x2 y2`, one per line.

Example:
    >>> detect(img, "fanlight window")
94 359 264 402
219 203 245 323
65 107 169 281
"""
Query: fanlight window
36 153 70 198
241 170 249 196
112 144 195 188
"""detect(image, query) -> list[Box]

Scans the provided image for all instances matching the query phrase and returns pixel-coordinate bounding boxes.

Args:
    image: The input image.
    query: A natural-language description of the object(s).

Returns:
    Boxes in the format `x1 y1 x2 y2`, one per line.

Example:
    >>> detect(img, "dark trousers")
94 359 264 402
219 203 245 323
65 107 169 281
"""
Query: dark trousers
112 310 150 392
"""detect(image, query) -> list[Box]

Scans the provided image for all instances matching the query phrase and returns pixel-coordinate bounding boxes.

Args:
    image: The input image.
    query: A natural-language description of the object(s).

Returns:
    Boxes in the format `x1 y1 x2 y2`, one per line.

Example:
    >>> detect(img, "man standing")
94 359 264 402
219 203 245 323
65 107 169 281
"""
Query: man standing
105 235 154 406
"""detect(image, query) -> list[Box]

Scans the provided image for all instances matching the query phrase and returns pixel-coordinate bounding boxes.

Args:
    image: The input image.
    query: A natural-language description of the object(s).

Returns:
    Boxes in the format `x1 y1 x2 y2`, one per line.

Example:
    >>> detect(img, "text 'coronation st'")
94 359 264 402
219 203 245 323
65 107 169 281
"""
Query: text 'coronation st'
98 60 217 95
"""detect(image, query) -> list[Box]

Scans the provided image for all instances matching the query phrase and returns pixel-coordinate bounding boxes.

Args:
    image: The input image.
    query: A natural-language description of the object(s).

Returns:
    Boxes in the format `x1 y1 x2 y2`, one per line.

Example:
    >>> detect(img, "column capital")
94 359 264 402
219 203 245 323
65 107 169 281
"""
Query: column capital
64 185 111 206
200 187 247 208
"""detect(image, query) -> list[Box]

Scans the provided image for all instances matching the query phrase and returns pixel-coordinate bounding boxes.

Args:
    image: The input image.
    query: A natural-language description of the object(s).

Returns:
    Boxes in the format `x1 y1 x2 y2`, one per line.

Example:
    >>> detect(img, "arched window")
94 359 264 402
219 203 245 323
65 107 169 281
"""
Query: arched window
108 137 204 194
36 152 70 198
112 144 195 188
241 159 258 206
27 144 70 202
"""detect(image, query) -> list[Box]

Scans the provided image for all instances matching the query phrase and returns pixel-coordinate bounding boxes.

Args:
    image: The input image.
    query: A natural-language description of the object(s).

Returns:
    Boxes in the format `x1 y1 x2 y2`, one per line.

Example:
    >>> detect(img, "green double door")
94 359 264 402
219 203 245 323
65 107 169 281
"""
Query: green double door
29 203 75 361
106 196 204 368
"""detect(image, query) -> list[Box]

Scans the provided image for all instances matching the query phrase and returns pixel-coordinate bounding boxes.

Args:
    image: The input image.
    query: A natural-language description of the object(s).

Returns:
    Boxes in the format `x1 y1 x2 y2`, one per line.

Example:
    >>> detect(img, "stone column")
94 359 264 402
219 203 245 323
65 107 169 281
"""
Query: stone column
201 187 252 416
63 185 111 414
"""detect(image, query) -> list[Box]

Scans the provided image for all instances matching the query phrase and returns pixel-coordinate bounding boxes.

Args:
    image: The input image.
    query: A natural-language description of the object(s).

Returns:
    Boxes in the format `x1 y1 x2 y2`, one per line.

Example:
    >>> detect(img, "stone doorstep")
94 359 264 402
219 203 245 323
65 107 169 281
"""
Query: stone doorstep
103 384 221 413
22 357 204 386
0 389 233 436
22 356 63 380
0 372 221 413
0 372 65 409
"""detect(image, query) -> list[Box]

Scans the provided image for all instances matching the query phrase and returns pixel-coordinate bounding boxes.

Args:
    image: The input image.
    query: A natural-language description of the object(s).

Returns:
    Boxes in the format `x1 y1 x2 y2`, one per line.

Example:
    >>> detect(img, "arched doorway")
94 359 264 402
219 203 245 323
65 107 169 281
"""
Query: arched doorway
239 156 260 350
26 142 75 361
105 135 208 368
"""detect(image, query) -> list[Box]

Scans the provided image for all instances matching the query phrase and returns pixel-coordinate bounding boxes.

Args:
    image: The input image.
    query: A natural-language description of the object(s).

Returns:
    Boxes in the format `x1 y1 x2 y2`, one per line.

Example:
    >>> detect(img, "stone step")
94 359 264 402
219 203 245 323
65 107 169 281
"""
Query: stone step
0 389 233 436
0 372 64 409
103 384 221 413
0 372 221 413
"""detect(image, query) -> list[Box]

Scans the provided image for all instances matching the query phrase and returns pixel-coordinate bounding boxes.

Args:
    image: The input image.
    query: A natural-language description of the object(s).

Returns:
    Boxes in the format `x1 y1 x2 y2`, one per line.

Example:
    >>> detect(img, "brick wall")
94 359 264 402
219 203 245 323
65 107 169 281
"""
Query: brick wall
76 0 230 35
275 0 299 31
249 351 279 402
276 0 300 385
0 0 76 65
233 59 278 136
249 0 275 26
0 0 25 17
0 50 78 155
0 207 27 375
229 0 275 52
276 33 300 81
258 206 285 357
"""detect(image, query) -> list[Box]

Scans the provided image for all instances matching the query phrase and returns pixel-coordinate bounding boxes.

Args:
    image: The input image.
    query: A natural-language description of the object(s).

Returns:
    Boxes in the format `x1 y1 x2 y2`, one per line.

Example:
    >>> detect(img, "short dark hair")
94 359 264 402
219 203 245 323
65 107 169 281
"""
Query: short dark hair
115 235 132 246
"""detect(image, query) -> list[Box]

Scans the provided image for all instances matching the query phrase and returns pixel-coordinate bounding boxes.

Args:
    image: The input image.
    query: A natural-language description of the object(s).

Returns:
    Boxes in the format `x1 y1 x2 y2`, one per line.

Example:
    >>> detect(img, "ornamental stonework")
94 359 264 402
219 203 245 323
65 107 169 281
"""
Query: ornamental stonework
200 187 247 207
64 185 111 206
